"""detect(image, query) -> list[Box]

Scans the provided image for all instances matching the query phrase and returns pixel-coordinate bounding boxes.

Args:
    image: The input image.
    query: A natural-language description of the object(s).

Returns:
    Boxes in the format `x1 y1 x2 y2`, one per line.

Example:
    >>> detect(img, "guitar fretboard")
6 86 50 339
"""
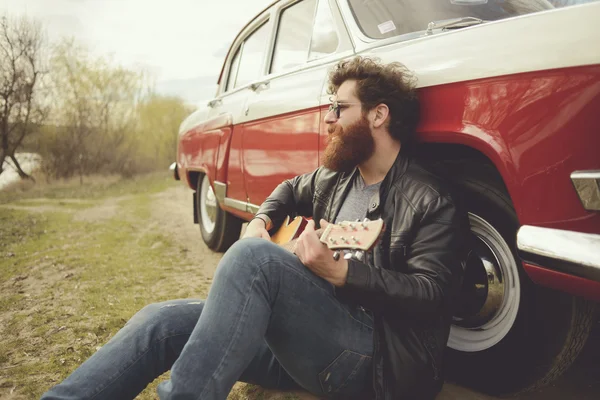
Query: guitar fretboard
278 228 324 253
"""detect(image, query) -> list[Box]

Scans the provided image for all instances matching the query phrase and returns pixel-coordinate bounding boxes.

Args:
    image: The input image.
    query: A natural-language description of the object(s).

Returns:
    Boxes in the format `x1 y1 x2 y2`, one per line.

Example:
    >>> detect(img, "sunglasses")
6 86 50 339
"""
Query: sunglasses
328 101 361 119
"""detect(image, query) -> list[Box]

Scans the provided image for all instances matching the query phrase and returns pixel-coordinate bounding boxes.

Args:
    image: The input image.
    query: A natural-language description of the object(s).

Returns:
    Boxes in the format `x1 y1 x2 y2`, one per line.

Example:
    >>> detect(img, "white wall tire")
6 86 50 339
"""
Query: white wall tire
435 161 596 395
199 175 217 235
197 174 243 252
448 213 521 353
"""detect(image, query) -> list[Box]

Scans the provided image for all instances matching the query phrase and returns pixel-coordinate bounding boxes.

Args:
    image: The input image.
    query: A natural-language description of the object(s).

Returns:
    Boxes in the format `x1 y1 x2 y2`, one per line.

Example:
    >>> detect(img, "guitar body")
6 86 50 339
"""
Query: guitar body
270 216 308 245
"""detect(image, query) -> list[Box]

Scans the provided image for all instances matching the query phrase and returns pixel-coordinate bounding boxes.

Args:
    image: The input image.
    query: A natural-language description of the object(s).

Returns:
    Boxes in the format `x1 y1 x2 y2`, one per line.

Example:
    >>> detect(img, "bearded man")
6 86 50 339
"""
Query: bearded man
42 57 468 400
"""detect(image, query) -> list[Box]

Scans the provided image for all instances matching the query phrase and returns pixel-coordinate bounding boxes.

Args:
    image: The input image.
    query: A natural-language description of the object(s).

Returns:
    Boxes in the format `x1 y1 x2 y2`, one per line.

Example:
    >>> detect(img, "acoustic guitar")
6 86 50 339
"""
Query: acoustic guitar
271 216 385 259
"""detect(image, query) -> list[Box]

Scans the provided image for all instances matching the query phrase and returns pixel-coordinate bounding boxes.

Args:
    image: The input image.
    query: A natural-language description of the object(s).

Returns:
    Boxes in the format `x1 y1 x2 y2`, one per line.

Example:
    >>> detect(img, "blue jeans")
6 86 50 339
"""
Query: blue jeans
41 239 374 400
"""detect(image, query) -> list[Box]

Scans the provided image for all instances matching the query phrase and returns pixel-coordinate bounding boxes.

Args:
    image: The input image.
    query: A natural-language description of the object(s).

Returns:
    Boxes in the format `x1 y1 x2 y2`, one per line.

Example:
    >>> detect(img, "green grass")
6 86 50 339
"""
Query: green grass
0 173 306 400
0 173 190 399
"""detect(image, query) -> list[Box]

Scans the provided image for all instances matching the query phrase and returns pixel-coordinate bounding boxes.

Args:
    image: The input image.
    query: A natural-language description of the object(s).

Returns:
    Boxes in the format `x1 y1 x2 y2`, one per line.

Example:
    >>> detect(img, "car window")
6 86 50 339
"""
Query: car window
308 0 340 61
348 0 600 40
226 47 241 92
271 0 318 74
234 21 270 89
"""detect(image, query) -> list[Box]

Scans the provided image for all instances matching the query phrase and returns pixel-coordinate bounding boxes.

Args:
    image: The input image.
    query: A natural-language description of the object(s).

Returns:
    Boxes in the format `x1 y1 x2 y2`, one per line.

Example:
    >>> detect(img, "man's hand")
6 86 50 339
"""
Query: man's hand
242 217 271 240
294 219 348 287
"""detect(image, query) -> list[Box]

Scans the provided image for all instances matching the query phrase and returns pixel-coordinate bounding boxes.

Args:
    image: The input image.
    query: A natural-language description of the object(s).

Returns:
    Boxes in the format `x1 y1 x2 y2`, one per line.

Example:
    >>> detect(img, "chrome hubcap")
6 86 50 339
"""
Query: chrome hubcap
448 213 520 352
200 175 217 234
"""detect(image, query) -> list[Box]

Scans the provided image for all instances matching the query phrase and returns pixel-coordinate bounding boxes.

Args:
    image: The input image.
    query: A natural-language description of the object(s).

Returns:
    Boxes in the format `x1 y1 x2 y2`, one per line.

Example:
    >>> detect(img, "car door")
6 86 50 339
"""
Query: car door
239 0 353 210
204 14 272 209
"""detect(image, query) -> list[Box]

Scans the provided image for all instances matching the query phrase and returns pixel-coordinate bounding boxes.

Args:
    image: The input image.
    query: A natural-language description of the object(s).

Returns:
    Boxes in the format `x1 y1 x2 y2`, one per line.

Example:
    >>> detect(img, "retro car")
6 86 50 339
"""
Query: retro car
172 0 600 395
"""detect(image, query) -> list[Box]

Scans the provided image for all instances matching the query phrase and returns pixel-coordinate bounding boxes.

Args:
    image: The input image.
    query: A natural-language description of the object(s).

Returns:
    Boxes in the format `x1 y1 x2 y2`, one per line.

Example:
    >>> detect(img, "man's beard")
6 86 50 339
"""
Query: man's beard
322 116 375 173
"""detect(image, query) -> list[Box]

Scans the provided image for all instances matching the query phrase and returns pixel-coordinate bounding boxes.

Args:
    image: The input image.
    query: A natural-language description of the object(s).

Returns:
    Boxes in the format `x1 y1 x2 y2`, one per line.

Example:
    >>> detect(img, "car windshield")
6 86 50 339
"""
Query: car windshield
348 0 600 39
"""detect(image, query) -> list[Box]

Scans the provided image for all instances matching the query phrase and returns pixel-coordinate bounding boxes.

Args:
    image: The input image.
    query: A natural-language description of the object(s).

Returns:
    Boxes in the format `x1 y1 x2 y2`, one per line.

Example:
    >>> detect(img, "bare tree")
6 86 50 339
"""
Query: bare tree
0 14 47 180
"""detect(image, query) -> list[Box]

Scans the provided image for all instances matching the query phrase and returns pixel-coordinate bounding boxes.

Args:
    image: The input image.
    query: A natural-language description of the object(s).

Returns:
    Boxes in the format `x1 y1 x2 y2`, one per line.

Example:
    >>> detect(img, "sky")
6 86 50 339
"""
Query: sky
0 0 272 103
2 0 593 104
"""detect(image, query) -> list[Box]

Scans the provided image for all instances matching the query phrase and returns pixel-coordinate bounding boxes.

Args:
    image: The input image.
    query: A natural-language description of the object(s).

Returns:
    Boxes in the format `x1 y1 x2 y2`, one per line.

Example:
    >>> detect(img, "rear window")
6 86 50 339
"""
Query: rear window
348 0 600 40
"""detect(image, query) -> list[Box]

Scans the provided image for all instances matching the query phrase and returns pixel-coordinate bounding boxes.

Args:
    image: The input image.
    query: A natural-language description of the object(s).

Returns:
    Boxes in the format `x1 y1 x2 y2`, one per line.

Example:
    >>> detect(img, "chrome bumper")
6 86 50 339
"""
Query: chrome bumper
170 162 179 181
517 226 600 283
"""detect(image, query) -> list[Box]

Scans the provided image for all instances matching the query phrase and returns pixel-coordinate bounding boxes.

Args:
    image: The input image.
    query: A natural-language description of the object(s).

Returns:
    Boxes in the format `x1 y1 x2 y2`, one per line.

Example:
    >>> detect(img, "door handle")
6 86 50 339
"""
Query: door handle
249 81 270 91
208 98 222 108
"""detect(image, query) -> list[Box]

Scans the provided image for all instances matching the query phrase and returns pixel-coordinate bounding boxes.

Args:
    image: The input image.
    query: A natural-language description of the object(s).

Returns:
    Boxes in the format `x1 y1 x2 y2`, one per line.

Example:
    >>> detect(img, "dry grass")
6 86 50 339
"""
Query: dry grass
0 173 311 399
3 173 596 400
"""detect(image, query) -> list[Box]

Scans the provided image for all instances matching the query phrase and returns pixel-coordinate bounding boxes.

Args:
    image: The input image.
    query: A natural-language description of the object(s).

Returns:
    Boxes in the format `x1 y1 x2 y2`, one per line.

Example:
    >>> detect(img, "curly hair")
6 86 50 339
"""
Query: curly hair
327 56 420 149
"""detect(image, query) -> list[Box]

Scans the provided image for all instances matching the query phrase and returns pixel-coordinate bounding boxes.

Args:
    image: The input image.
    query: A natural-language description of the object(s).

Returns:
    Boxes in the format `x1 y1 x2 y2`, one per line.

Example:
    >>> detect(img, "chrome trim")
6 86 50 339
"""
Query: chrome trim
426 17 484 35
571 170 600 211
224 198 249 212
249 81 270 91
517 225 600 282
169 162 179 180
222 196 260 215
213 181 227 205
247 203 260 214
207 99 222 108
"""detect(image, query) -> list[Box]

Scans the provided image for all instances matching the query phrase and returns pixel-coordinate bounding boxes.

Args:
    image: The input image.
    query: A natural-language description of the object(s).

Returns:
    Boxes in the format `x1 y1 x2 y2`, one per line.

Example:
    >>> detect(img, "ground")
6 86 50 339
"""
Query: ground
0 173 598 399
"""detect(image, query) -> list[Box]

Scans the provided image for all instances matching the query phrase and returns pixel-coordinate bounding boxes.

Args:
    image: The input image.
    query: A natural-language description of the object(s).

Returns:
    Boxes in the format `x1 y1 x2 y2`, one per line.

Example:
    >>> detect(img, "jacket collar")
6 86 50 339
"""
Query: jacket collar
331 147 411 221
365 149 410 217
379 147 411 202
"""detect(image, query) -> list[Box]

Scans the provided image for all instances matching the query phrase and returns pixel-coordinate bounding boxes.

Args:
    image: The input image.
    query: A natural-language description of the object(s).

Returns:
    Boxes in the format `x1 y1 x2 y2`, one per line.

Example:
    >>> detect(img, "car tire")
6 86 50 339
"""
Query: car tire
196 174 243 252
436 161 596 395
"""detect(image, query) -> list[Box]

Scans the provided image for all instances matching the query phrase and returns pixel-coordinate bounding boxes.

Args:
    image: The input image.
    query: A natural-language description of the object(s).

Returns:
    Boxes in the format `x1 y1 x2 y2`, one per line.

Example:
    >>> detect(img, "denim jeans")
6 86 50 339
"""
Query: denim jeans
41 238 374 400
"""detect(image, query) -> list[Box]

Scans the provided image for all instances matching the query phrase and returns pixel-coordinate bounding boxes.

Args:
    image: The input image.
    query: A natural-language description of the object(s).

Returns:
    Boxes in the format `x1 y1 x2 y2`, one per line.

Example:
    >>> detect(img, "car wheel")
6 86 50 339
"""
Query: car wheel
439 161 596 395
197 174 243 252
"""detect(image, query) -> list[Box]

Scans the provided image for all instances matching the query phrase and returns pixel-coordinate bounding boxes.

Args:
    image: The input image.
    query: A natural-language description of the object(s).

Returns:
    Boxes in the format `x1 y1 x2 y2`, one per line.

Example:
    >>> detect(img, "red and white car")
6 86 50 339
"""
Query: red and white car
173 0 600 395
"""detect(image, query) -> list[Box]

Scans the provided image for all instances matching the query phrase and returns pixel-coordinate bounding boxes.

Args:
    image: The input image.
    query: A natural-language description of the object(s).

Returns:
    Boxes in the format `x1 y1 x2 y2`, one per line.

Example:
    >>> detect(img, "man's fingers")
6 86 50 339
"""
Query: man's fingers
299 219 315 242
293 239 303 259
319 219 330 229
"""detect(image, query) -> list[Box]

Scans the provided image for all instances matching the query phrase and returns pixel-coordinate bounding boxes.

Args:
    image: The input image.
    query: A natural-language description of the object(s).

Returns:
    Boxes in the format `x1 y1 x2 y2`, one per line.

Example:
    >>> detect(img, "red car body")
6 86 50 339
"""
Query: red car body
173 0 600 395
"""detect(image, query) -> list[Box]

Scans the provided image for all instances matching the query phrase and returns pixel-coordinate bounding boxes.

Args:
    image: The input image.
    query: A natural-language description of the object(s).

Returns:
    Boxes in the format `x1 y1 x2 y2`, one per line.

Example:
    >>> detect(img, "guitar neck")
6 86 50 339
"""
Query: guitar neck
274 218 384 254
279 228 324 253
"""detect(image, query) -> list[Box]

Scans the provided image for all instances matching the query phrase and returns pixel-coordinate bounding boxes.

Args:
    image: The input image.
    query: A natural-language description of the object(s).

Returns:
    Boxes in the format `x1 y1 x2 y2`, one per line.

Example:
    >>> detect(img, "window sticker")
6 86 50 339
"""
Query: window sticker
450 0 488 4
377 20 396 34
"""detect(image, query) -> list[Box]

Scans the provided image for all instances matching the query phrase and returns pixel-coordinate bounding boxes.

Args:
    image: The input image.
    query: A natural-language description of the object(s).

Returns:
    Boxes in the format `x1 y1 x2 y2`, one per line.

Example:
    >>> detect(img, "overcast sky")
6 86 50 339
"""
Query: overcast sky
0 0 272 103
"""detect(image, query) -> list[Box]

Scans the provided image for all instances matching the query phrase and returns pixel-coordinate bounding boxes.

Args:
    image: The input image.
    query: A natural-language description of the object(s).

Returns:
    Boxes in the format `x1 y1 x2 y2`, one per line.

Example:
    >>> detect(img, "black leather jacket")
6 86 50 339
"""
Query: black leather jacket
257 151 468 399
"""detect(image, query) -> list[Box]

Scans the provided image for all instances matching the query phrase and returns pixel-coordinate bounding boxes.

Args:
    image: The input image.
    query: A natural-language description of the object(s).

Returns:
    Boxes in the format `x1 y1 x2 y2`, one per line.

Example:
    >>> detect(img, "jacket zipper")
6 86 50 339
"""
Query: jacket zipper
373 329 384 400
423 332 440 382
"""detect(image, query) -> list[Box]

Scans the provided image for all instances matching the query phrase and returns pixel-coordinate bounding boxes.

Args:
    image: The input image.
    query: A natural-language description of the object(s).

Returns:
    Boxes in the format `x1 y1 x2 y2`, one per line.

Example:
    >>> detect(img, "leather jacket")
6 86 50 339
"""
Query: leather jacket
257 150 469 399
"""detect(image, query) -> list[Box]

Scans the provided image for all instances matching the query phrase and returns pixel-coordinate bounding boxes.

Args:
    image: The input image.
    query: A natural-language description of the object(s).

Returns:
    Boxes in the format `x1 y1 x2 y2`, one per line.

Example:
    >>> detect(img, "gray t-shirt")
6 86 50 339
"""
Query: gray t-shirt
334 173 381 224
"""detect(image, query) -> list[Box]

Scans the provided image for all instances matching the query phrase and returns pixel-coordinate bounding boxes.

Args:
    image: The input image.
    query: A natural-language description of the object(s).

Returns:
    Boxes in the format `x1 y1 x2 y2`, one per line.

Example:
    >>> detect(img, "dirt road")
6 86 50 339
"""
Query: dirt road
160 184 600 400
